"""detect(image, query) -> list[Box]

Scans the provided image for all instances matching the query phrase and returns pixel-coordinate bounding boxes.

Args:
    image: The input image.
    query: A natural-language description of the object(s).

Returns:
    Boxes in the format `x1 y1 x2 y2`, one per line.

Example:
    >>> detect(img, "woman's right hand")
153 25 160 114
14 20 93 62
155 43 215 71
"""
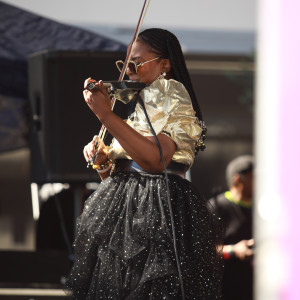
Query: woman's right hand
83 135 108 166
83 78 112 122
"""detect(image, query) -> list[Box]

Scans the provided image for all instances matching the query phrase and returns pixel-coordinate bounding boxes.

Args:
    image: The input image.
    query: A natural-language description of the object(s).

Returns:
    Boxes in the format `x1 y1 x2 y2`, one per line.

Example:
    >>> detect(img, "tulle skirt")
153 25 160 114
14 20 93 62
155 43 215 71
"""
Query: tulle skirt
66 172 222 299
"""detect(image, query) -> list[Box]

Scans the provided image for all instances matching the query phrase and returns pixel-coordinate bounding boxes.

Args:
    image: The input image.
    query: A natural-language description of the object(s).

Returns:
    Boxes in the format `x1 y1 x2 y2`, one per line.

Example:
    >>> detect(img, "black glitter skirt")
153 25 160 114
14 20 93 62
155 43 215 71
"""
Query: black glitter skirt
66 172 223 299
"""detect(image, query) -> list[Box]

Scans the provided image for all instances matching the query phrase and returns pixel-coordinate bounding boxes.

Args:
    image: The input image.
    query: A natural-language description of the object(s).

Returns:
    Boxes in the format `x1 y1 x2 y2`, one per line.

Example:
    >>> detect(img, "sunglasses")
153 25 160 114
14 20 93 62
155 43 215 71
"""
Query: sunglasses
115 57 160 74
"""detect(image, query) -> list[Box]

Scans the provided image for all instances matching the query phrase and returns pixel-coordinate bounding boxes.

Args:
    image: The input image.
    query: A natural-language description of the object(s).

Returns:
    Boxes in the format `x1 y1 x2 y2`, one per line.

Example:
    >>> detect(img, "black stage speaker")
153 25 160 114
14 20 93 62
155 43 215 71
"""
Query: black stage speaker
28 50 126 183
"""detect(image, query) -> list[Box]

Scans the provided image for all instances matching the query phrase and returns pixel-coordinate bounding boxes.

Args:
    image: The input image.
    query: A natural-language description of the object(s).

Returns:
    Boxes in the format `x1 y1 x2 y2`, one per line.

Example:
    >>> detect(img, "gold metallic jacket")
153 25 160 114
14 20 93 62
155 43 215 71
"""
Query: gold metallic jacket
109 78 202 168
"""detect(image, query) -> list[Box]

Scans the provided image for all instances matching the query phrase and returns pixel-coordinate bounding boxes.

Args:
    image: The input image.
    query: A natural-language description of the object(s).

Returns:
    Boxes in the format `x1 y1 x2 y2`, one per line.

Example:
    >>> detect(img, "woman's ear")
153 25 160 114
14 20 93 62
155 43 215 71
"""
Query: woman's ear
162 59 171 74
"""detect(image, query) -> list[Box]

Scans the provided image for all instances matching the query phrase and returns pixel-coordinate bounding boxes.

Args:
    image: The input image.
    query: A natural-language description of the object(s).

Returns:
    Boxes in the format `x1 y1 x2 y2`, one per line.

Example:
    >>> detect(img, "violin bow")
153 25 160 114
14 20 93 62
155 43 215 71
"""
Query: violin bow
95 0 151 152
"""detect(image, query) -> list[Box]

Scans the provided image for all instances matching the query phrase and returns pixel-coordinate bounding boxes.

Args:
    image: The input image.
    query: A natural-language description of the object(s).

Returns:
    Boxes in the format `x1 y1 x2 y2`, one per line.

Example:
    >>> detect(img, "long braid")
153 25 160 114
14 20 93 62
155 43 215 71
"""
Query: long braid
138 28 203 121
136 29 206 300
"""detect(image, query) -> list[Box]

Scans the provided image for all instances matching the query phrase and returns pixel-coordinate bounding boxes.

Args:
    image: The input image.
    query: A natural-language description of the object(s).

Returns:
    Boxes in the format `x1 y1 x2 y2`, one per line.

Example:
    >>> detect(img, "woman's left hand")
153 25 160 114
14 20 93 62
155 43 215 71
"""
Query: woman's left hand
83 78 112 121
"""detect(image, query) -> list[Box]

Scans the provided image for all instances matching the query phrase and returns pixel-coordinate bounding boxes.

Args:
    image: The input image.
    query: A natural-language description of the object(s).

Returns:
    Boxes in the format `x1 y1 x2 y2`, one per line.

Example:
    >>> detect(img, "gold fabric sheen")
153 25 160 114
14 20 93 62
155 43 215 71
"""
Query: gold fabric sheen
109 78 202 167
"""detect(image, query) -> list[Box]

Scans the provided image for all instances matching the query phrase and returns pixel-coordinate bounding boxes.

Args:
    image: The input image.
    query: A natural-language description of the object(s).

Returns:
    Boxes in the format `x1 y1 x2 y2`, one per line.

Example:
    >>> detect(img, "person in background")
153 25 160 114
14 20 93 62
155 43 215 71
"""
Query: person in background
209 155 254 300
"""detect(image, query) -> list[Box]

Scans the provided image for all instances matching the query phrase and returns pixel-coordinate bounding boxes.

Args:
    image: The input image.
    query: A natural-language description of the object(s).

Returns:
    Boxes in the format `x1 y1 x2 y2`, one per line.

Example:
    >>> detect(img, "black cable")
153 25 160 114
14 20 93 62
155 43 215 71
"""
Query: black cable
136 95 185 300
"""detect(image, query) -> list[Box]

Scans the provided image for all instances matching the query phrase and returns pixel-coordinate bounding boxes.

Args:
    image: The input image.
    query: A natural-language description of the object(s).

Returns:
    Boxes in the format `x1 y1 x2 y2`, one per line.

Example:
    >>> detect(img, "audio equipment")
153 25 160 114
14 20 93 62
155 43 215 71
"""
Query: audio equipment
28 50 126 183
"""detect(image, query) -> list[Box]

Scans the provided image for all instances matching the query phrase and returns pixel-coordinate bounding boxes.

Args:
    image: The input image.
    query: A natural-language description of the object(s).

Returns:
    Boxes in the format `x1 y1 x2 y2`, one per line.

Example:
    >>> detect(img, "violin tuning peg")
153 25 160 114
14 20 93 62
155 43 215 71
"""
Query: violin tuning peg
86 82 98 91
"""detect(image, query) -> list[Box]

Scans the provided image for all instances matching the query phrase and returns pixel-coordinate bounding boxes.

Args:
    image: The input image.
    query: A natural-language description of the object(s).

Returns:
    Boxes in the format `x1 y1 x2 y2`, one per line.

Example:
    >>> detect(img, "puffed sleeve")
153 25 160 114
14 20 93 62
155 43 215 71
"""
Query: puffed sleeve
130 78 202 165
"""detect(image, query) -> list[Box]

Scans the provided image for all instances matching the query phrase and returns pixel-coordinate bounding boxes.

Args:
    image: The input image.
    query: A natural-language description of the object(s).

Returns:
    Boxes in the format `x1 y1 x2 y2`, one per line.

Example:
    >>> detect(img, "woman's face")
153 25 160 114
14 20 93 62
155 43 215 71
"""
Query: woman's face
125 41 170 84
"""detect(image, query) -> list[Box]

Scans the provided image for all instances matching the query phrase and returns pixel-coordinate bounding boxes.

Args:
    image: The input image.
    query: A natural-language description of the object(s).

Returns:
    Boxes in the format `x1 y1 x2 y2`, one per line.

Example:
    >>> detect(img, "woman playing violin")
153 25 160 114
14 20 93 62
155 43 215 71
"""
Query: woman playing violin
66 28 222 299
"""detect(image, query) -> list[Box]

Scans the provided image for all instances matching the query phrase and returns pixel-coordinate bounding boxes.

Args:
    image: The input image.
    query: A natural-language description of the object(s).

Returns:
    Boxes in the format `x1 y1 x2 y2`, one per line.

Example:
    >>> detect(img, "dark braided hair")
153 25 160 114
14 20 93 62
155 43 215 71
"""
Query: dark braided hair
138 28 203 121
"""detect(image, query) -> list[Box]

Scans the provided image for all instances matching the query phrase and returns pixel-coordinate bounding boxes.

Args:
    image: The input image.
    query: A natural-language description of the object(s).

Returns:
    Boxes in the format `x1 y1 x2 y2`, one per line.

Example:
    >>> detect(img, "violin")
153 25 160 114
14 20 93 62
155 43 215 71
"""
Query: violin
85 80 147 104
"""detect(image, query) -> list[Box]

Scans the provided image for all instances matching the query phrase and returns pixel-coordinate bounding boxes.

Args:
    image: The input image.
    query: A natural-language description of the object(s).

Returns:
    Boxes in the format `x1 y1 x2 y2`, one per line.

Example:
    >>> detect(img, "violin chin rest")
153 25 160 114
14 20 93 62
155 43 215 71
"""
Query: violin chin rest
106 81 147 104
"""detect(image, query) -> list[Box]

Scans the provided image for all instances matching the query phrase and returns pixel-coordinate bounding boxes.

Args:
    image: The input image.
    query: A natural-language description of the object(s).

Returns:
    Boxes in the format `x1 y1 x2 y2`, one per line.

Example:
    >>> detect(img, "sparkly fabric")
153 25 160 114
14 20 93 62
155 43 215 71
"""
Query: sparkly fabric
66 172 223 299
109 78 202 167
